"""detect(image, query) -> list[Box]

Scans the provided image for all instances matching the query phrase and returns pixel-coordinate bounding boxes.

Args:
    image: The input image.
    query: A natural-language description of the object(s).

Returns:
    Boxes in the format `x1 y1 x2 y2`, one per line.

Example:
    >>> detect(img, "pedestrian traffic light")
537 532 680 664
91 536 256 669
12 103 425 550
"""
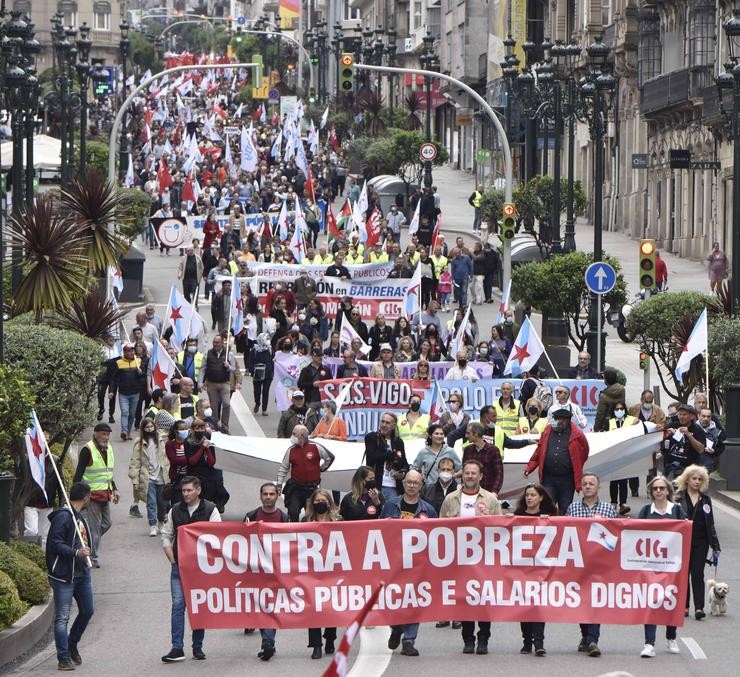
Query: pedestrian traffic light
340 53 354 92
639 239 656 288
500 202 516 241
639 352 650 371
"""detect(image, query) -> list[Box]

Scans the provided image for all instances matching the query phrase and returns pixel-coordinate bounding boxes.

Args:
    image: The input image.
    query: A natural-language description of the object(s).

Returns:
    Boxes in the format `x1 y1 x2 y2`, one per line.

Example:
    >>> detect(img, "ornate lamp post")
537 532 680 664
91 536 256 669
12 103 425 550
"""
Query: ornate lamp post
562 38 583 252
581 35 616 371
75 22 92 176
331 21 343 98
386 27 397 111
420 29 436 188
119 19 130 182
64 25 78 181
22 26 40 206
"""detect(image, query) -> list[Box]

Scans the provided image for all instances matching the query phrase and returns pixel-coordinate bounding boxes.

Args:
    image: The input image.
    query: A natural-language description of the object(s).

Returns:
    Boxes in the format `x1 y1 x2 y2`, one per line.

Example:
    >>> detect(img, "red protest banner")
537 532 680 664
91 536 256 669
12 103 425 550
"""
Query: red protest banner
177 516 691 630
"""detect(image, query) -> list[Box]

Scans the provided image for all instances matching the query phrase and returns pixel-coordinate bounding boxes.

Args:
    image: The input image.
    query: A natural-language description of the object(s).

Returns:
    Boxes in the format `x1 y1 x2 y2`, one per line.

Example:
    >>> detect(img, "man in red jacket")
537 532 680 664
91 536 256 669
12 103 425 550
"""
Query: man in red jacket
523 408 589 513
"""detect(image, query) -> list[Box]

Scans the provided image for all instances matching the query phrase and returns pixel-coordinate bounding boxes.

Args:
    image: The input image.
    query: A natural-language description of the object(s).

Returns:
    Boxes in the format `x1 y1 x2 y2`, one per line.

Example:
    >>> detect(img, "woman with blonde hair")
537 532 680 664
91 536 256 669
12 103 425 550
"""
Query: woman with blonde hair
674 465 720 621
412 359 431 382
519 398 547 435
303 488 341 658
340 466 383 520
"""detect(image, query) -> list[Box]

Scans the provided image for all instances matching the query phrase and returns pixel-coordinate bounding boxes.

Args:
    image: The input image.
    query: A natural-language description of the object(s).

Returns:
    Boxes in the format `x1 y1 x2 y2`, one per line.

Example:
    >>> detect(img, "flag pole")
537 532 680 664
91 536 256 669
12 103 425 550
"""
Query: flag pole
158 337 184 378
225 280 235 365
324 378 355 438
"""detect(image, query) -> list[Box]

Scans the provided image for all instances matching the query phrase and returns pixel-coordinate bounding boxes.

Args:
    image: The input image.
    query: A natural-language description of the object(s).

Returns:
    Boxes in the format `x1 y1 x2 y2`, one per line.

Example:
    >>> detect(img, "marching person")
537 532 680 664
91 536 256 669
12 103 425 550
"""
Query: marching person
276 425 335 522
380 470 437 656
412 423 461 488
364 412 409 500
421 457 458 514
339 466 383 520
199 334 240 434
398 394 430 440
440 460 501 655
161 477 221 663
73 423 120 567
523 408 590 513
462 421 504 495
565 473 617 657
46 482 95 671
244 483 289 661
277 391 319 438
638 476 687 658
547 384 589 430
128 419 169 537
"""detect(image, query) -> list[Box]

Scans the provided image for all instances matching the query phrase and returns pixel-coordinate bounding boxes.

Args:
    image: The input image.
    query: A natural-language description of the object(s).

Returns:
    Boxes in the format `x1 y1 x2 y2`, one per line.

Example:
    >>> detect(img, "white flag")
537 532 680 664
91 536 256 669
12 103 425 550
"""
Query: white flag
503 316 546 376
320 105 329 129
675 308 708 384
240 126 258 172
407 200 421 237
339 313 371 357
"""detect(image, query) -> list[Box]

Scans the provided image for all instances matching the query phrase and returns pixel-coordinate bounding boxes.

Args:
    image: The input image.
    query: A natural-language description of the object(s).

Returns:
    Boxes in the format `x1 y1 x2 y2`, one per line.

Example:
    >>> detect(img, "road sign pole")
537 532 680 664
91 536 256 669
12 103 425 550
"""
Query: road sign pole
597 294 602 379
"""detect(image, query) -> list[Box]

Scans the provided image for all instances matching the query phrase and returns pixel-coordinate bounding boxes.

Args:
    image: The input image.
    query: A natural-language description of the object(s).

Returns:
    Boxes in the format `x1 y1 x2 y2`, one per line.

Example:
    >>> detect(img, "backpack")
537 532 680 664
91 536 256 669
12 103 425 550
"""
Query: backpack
533 380 553 412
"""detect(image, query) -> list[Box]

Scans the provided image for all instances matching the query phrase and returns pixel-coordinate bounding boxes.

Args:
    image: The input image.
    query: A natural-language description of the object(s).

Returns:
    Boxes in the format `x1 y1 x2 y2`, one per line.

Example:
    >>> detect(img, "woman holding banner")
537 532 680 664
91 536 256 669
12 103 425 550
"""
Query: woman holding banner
302 489 341 658
514 484 558 656
638 476 687 657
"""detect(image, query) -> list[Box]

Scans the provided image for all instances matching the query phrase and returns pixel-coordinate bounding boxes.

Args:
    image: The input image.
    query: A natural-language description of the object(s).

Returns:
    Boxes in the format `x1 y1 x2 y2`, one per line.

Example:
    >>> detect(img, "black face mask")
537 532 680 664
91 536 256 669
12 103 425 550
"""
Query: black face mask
458 359 468 367
193 431 206 440
528 406 539 415
365 479 377 490
283 343 293 350
313 502 329 515
410 402 421 412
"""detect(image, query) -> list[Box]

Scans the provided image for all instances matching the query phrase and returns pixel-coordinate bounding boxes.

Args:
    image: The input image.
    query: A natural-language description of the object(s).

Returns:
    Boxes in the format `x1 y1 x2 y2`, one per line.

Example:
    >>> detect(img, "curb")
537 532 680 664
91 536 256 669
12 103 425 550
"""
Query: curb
0 599 53 669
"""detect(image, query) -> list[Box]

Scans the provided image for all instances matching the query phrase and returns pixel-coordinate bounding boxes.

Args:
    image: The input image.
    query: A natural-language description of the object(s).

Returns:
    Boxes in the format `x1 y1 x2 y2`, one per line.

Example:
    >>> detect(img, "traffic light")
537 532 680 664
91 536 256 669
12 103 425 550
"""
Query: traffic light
639 352 650 371
500 202 516 241
639 239 656 288
340 53 354 93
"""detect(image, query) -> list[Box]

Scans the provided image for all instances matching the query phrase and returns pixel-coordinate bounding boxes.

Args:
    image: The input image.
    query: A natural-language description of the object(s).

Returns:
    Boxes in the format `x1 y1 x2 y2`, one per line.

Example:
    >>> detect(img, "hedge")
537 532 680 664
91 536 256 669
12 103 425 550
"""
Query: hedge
0 542 49 605
0 570 26 631
10 540 46 571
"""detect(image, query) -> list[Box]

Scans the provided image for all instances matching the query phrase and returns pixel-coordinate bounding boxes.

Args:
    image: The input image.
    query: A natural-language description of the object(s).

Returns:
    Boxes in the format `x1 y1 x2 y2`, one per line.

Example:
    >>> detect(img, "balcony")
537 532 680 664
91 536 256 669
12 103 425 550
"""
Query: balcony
640 65 713 115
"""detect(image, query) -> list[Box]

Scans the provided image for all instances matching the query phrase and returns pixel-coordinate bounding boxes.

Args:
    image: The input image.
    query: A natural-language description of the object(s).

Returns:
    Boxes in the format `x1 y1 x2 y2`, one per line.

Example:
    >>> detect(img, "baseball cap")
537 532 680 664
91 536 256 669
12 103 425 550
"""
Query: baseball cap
678 403 697 415
379 343 393 352
292 390 305 399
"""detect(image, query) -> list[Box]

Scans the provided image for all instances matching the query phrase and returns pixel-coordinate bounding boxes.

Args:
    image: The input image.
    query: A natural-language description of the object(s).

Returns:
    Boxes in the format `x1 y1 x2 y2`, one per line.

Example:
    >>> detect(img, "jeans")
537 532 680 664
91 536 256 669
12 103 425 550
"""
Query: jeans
580 623 600 644
472 275 484 304
171 563 205 650
542 475 575 514
147 483 168 526
391 623 419 643
644 624 676 645
119 392 140 435
483 272 495 301
473 207 481 231
260 628 276 644
381 486 398 501
82 500 111 560
453 278 469 307
183 279 198 305
51 571 94 661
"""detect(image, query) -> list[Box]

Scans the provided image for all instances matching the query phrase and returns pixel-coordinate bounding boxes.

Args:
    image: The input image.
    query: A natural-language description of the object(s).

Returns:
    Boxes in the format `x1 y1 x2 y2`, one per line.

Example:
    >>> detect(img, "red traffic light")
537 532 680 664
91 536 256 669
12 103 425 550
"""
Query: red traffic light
639 352 648 360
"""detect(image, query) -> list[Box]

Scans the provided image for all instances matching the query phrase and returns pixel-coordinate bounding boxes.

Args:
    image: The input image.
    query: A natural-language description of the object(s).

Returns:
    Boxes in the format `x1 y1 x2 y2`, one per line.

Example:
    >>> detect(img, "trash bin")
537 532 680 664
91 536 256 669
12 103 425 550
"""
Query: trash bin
119 244 146 303
0 472 15 543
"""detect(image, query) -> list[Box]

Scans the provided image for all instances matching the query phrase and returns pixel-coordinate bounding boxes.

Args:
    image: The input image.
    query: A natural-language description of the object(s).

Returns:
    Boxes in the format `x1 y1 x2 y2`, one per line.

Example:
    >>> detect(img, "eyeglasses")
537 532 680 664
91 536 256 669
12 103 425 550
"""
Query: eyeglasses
652 486 668 492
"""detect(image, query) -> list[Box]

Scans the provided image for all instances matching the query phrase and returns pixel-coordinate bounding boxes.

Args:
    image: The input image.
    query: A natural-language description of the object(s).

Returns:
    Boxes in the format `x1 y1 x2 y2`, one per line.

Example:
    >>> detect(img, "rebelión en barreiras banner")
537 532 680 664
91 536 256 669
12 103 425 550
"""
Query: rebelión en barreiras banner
177 516 691 629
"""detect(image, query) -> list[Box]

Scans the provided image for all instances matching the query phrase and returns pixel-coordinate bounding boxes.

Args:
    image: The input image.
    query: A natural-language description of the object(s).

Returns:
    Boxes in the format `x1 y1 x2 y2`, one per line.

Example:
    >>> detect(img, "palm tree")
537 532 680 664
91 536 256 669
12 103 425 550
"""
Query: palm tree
358 90 386 137
6 196 90 320
59 169 129 276
55 287 129 341
404 92 424 131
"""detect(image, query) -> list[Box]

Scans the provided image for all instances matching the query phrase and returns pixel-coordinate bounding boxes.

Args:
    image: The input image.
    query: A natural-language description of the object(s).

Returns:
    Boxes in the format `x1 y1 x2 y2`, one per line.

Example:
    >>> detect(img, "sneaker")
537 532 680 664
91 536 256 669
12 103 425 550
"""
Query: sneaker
193 647 206 660
244 628 255 635
258 641 275 661
96 410 103 421
388 631 402 650
149 525 159 537
476 640 488 655
435 621 450 628
577 638 589 652
618 504 631 515
253 404 260 413
310 646 322 659
587 642 601 657
666 639 680 654
58 658 76 671
261 410 269 416
462 642 475 654
535 646 546 657
640 643 655 658
162 648 186 663
68 644 81 665
129 505 143 518
400 642 419 656
520 643 532 654
157 521 164 531
451 621 462 629
695 609 706 620
108 415 115 424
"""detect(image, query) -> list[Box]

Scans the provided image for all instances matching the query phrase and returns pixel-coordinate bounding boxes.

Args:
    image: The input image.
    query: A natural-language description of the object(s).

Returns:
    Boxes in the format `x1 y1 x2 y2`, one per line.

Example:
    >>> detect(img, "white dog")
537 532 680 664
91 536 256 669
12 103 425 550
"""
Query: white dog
708 579 729 616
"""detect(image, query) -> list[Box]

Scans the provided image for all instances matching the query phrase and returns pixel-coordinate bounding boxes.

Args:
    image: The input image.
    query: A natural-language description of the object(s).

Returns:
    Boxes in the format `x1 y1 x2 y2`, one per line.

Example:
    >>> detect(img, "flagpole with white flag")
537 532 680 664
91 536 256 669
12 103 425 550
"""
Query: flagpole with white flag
675 307 708 385
324 379 354 438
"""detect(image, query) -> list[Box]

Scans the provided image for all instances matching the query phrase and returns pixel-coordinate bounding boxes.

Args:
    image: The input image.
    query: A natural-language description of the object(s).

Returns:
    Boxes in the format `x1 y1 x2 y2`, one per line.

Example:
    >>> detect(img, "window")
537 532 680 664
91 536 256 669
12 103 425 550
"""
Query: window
638 6 661 85
601 0 612 28
690 0 715 68
343 0 360 22
413 1 423 30
57 1 78 27
94 2 111 31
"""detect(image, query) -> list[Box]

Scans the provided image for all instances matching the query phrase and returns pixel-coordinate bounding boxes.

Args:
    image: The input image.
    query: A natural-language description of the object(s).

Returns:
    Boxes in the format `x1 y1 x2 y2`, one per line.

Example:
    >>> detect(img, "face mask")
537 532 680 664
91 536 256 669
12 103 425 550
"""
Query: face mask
203 408 213 418
298 314 306 321
410 402 421 412
615 410 625 419
643 402 653 410
365 479 377 490
290 435 299 445
550 420 561 431
194 431 205 440
283 343 293 351
487 422 496 429
479 348 488 356
458 359 467 367
291 324 300 331
438 472 453 483
528 406 539 415
187 346 197 354
313 502 329 515
177 430 188 440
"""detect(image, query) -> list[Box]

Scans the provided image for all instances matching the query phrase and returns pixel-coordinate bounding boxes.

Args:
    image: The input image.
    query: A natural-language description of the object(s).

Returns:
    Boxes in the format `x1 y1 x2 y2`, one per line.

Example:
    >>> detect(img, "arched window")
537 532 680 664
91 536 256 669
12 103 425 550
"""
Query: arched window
638 5 661 85
57 2 78 27
93 2 111 31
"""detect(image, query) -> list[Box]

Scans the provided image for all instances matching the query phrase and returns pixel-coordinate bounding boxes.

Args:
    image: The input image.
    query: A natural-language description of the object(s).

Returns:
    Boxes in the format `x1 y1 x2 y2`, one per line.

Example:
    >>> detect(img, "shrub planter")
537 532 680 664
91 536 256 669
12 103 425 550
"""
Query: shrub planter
0 599 53 669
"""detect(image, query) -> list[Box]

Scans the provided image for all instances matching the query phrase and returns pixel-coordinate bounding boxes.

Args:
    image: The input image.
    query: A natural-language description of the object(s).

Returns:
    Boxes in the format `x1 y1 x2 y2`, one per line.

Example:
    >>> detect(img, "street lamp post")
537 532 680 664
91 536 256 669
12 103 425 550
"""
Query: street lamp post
582 35 616 372
64 26 78 181
420 30 436 189
386 27 397 111
331 21 343 98
562 38 583 253
75 22 92 176
22 37 40 207
119 20 130 182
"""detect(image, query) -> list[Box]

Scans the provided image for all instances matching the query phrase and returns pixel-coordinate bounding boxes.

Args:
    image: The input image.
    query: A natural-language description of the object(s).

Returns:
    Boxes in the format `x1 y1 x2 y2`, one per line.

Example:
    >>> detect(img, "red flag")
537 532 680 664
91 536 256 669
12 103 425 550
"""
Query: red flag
213 100 227 119
181 174 196 203
158 157 173 191
431 214 442 251
327 204 339 240
252 105 261 122
328 126 339 151
322 585 382 677
261 213 272 241
364 208 382 249
271 111 280 126
144 106 153 127
305 167 316 203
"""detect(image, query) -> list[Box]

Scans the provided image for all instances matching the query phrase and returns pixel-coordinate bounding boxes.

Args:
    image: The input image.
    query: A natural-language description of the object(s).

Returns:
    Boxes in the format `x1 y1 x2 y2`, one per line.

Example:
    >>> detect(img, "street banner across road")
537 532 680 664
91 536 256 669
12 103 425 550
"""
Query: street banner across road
177 516 691 630
244 260 395 282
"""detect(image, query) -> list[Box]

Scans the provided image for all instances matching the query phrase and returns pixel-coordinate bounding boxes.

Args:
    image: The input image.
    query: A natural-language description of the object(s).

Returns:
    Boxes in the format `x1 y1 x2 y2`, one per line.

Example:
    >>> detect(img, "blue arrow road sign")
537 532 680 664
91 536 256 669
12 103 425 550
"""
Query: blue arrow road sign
584 262 617 295
237 16 246 25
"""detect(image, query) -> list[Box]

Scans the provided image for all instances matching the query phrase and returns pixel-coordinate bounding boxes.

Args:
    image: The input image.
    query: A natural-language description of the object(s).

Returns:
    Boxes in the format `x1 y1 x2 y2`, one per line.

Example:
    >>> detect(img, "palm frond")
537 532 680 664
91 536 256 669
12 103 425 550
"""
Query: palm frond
55 287 129 341
59 169 129 275
404 92 423 131
7 196 91 318
358 90 386 136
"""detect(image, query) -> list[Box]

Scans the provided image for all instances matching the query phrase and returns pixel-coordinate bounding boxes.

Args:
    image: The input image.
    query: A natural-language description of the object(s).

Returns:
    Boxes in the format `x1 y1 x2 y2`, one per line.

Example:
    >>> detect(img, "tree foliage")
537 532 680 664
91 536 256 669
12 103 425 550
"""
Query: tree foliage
129 30 160 73
0 363 35 474
511 251 628 350
625 291 719 402
116 187 154 242
707 316 740 401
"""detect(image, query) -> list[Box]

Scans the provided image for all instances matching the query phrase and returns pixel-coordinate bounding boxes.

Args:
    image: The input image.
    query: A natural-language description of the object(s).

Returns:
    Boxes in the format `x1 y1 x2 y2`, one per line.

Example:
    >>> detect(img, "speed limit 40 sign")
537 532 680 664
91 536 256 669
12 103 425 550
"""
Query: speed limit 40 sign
419 142 438 162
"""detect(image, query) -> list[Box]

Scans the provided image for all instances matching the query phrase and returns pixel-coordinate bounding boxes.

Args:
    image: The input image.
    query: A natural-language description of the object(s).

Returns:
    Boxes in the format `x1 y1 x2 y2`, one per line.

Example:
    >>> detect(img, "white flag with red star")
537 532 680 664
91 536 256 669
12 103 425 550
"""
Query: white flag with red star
504 316 545 376
24 410 48 501
150 339 176 392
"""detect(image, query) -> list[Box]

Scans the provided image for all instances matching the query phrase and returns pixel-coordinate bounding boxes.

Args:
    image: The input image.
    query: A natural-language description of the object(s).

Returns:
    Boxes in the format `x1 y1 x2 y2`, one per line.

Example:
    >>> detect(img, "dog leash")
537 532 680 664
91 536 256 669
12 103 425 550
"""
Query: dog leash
706 550 719 578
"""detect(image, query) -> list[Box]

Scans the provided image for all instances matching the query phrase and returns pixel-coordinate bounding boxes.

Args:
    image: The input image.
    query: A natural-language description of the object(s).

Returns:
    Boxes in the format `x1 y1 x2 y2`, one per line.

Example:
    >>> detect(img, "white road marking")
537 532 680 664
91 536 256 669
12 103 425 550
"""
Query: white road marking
347 626 393 677
681 637 707 659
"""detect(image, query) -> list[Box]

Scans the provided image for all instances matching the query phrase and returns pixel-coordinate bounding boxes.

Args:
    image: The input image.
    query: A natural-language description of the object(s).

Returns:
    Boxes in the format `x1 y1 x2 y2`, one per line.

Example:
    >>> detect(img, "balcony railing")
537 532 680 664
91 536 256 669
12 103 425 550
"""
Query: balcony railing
640 65 713 115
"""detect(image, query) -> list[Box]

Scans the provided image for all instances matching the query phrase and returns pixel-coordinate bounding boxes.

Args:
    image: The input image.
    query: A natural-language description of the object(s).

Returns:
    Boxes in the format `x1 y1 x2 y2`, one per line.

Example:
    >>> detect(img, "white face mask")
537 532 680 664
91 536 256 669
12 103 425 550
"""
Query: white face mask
438 472 453 483
614 409 625 419
290 435 299 445
203 408 213 418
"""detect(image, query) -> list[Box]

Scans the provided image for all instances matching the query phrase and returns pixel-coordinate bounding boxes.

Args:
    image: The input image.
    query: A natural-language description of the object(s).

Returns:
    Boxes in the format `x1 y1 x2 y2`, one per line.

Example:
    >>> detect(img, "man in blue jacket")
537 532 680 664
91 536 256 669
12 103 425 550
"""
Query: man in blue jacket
46 482 94 671
450 247 473 308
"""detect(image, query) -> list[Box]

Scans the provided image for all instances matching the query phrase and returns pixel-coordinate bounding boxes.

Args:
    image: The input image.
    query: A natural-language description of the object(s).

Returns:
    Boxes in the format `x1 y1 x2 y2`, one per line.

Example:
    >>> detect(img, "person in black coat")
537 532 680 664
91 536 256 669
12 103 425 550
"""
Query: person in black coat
339 466 384 520
421 457 458 513
363 413 408 500
674 465 721 620
246 333 274 416
367 315 394 361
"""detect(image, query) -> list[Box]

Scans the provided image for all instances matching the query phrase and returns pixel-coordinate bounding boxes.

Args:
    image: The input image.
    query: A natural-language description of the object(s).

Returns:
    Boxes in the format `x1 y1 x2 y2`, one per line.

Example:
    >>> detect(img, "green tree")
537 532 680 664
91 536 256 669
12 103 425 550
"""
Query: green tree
625 292 718 401
707 316 740 402
511 251 628 350
116 187 154 242
0 364 35 475
74 140 109 176
129 30 160 73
